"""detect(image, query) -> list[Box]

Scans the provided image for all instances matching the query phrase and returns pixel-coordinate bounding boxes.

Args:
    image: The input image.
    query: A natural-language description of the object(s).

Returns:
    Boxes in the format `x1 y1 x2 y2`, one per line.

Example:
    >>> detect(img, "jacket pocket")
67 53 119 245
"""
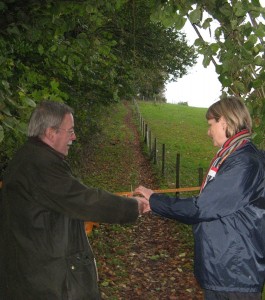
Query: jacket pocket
66 252 100 300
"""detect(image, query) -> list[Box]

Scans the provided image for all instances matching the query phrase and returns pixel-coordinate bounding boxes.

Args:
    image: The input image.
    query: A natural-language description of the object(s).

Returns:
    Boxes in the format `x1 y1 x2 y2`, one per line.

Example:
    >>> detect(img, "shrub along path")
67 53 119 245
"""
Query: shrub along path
86 102 203 300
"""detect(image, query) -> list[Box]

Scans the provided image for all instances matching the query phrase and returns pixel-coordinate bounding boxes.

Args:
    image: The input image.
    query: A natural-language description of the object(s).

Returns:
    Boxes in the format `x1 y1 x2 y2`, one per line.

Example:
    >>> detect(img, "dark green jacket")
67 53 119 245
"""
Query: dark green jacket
1 138 139 299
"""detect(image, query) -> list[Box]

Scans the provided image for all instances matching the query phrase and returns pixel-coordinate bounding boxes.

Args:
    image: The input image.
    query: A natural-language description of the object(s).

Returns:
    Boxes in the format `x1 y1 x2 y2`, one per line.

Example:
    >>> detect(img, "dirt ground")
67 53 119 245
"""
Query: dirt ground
92 102 204 300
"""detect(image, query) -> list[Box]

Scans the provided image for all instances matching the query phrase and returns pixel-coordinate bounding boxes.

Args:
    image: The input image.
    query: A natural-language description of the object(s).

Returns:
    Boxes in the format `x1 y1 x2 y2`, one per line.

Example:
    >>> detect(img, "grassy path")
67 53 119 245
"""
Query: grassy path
74 101 203 299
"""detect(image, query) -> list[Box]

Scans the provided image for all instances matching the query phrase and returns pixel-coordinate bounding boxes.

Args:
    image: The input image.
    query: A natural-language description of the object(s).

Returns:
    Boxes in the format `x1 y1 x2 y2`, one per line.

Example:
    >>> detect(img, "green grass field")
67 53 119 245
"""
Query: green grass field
137 101 216 189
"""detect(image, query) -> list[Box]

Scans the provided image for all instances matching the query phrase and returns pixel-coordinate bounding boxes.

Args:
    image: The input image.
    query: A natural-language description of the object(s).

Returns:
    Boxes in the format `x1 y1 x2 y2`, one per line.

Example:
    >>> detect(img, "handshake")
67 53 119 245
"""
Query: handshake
132 185 155 215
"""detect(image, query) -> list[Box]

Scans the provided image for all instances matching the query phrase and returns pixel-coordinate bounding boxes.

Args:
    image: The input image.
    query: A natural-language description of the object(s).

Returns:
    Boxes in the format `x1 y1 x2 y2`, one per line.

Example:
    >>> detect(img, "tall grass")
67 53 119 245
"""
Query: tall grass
137 101 217 189
71 102 141 193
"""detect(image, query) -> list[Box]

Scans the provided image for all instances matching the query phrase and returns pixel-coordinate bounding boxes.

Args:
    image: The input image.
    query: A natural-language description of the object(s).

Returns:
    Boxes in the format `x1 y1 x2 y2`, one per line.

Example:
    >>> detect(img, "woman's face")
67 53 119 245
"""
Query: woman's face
207 116 228 147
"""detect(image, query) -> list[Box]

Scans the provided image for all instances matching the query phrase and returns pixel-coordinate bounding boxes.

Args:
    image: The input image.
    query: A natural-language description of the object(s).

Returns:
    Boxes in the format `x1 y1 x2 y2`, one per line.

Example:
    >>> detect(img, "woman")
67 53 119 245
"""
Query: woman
135 96 265 300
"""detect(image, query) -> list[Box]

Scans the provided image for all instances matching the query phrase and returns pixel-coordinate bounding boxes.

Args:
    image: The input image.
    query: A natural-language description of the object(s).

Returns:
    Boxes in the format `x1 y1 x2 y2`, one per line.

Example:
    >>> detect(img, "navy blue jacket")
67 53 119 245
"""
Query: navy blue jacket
150 142 265 292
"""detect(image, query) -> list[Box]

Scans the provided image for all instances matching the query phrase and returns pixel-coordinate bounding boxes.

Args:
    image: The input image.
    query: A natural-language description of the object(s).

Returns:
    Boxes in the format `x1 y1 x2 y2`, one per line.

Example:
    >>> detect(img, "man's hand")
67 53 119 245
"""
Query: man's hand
134 185 154 201
134 196 150 215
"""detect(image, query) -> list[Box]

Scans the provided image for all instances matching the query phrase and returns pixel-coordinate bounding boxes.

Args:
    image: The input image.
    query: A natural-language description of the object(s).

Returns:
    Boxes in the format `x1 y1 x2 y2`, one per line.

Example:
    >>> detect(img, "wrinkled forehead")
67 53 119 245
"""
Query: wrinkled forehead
61 113 74 127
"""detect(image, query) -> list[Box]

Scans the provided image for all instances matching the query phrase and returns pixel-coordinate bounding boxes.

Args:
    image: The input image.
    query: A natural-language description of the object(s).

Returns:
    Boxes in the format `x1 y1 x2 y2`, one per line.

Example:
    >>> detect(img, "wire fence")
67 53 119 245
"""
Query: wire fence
133 99 205 193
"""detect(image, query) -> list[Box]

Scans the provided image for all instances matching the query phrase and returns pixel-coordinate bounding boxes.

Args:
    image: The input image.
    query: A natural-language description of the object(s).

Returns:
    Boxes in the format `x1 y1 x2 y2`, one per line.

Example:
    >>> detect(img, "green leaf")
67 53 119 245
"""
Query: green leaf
242 22 253 37
16 122 28 135
1 80 10 90
252 0 261 7
230 19 238 30
215 64 223 75
244 35 257 50
38 44 44 55
210 43 219 54
255 23 265 38
7 25 20 35
252 78 264 89
2 117 18 130
2 106 12 116
218 73 232 87
214 27 222 40
77 38 89 48
5 97 16 106
234 2 247 17
173 16 187 30
50 45 57 52
0 125 4 143
0 2 6 11
202 55 211 67
23 97 36 108
219 3 233 17
252 46 260 55
202 18 213 29
234 80 246 93
257 71 265 81
254 56 265 67
50 80 59 90
150 255 160 261
189 8 202 24
101 280 109 287
194 38 204 47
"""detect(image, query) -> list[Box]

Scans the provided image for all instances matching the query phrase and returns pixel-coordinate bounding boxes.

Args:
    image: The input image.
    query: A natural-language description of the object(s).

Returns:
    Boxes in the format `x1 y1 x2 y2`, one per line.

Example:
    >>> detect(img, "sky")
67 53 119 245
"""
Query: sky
165 20 221 108
165 4 264 108
165 53 222 108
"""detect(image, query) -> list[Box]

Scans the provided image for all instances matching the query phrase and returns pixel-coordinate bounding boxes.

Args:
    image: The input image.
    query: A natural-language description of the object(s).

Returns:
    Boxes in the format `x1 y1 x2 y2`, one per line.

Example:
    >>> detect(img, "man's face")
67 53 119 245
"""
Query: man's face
53 113 76 156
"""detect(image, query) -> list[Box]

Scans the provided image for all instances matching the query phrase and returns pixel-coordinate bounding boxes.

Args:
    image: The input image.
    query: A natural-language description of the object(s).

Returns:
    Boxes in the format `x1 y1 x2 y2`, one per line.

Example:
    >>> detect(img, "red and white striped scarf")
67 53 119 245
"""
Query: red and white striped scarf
200 129 252 192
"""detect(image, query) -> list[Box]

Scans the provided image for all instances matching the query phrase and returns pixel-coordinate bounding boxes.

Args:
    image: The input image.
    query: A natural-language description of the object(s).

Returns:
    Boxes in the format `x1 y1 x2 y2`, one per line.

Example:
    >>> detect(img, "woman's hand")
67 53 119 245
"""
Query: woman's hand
134 185 154 201
134 196 150 215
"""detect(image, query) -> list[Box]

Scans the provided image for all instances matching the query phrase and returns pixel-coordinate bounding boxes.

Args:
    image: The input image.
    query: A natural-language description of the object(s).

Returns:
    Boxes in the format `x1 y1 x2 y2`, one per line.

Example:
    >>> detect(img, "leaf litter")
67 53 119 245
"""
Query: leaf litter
87 102 203 300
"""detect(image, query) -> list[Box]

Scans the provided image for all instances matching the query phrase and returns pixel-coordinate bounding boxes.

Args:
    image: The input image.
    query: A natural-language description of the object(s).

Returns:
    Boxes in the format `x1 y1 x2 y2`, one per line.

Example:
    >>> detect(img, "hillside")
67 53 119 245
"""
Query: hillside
72 100 207 299
137 101 216 188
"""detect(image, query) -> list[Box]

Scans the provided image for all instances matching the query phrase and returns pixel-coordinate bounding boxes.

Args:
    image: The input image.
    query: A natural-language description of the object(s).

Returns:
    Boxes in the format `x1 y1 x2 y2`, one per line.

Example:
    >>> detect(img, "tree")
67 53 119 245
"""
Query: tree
149 0 265 145
107 0 197 100
0 0 123 164
0 0 196 160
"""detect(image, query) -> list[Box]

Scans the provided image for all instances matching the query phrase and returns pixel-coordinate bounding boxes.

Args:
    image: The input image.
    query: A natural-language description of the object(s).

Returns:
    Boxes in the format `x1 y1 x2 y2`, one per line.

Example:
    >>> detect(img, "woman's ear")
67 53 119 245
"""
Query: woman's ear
219 116 227 131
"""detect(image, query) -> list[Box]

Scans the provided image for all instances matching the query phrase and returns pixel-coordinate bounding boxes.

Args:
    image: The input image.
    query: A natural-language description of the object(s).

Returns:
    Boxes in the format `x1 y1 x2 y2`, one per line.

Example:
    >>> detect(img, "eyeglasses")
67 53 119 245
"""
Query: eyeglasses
57 128 75 136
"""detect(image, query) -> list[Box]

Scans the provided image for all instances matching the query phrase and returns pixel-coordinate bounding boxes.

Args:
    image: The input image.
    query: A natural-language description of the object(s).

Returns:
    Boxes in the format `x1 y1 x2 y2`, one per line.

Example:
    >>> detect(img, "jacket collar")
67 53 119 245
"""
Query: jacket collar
28 137 66 160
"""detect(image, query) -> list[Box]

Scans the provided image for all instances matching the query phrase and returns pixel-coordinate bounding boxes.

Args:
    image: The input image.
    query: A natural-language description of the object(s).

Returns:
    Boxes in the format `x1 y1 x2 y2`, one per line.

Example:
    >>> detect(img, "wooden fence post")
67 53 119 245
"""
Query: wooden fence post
198 167 203 186
144 124 148 144
162 144 165 176
149 131 152 154
175 153 180 197
133 100 202 193
153 138 157 164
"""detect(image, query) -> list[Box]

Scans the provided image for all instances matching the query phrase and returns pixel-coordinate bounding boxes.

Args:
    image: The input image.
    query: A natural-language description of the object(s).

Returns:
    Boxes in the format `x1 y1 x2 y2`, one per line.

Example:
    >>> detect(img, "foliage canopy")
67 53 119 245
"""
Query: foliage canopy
149 0 265 145
0 0 196 167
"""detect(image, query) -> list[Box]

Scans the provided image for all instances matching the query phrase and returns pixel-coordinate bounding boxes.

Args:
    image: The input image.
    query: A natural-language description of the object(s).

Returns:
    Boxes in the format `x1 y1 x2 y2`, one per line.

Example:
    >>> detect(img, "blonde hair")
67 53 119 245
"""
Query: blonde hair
206 96 252 138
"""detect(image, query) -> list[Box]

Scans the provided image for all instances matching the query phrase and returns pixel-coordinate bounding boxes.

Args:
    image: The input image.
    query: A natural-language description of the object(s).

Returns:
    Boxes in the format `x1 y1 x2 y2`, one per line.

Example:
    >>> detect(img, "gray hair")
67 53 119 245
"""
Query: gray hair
28 101 74 137
206 96 252 138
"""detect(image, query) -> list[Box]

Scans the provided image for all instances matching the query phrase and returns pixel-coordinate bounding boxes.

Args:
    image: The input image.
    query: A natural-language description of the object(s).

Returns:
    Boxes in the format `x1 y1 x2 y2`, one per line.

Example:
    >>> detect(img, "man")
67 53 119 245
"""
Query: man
1 101 148 299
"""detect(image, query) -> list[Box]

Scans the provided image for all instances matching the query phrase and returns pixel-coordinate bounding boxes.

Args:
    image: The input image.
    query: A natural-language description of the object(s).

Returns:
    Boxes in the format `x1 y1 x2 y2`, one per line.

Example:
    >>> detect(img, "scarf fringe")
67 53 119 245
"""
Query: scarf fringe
200 129 252 192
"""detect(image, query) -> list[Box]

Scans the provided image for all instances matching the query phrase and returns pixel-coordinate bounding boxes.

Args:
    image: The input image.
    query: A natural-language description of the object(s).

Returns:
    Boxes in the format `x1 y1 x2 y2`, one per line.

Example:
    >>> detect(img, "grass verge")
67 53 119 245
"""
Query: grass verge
137 101 216 188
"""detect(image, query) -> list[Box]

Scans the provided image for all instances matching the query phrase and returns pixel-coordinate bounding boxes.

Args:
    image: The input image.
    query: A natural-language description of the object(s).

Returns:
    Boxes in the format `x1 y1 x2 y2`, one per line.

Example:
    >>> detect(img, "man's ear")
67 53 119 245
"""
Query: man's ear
44 127 56 142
